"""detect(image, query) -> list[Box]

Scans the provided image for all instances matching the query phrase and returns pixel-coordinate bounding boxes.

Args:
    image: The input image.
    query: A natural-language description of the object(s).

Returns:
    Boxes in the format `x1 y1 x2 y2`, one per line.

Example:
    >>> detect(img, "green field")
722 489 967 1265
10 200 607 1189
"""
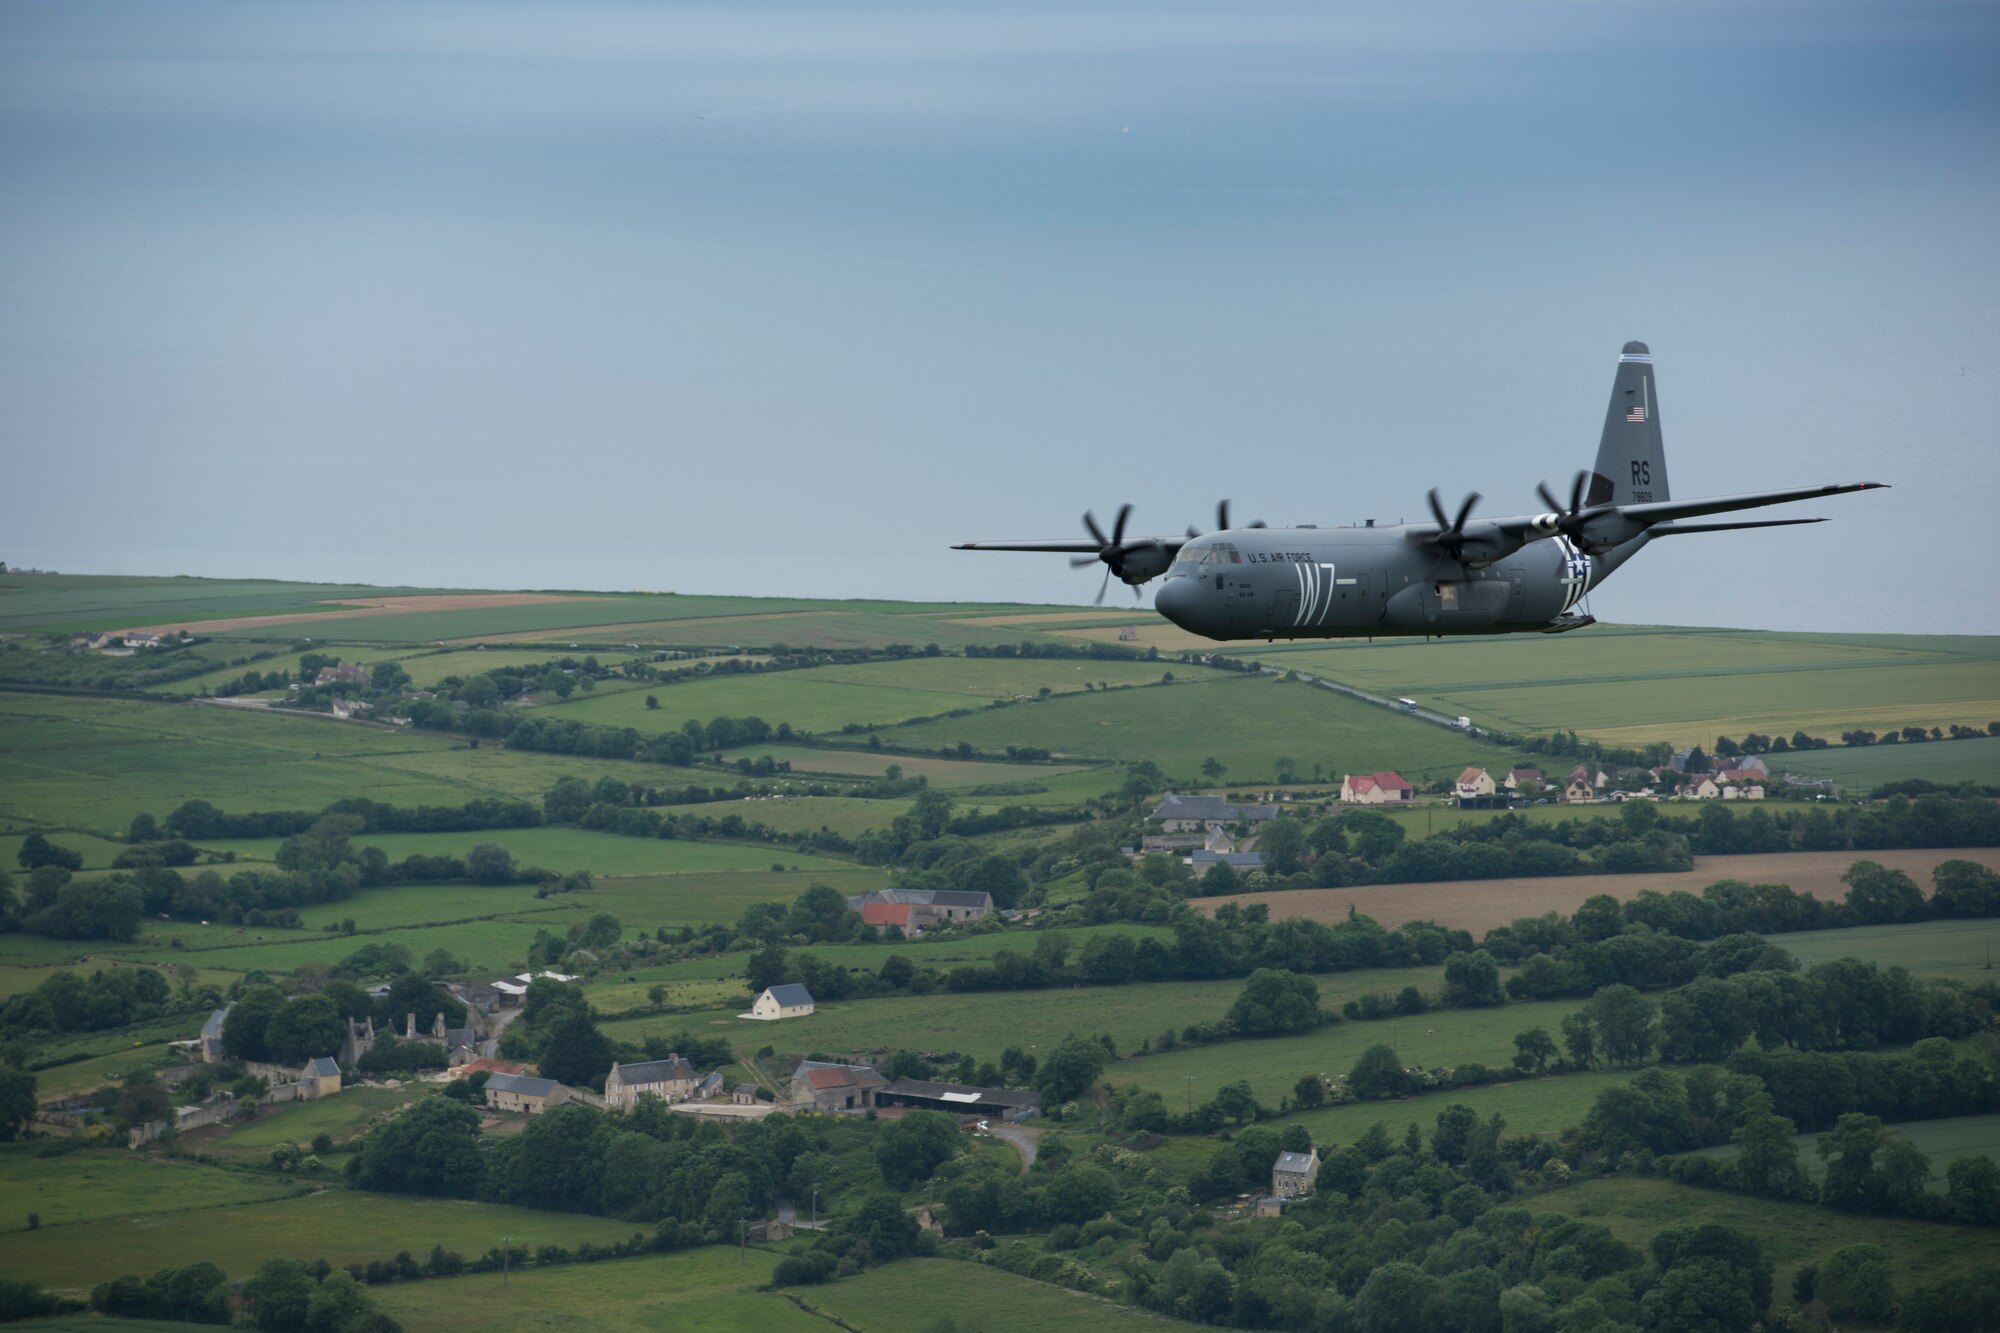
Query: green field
0 1144 307 1232
0 694 489 833
1286 1069 1653 1147
1693 1113 2000 1189
208 827 856 880
0 1187 651 1294
1243 626 2000 752
712 743 1105 789
375 1245 823 1333
558 867 890 930
540 655 1198 735
1768 918 2000 982
1103 996 1580 1108
1780 734 2000 791
194 1086 430 1158
0 574 444 635
0 829 133 871
877 673 1525 783
801 1258 1189 1332
1539 1172 2000 1299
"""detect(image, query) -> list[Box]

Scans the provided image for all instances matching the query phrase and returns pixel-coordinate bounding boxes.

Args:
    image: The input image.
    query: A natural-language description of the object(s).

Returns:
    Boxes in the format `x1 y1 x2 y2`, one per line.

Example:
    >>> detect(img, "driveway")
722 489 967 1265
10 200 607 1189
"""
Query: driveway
986 1120 1039 1172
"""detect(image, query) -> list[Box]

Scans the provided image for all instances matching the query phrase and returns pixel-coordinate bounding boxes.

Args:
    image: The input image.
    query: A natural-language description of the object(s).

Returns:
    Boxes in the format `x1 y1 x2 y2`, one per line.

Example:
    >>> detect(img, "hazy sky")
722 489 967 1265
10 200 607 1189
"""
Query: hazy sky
5 1 1996 632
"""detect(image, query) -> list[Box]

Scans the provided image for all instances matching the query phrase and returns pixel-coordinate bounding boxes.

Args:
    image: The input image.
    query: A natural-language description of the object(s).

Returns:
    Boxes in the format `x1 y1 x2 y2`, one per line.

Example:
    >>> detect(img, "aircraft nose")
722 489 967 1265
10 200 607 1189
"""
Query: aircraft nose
1153 576 1197 627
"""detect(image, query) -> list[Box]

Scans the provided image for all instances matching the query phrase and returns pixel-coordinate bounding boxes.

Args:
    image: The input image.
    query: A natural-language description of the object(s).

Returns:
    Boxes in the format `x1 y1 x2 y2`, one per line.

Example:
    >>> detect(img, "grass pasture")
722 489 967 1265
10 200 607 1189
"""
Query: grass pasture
206 827 857 880
195 1086 431 1158
1769 918 2000 981
553 866 890 930
1692 1113 2000 1189
1781 734 2000 792
0 1188 649 1294
0 574 442 635
877 672 1524 783
1103 995 1580 1108
1243 625 2000 752
1539 1172 2000 1300
712 743 1103 789
1286 1069 1641 1146
374 1245 821 1333
800 1258 1186 1333
0 1144 306 1233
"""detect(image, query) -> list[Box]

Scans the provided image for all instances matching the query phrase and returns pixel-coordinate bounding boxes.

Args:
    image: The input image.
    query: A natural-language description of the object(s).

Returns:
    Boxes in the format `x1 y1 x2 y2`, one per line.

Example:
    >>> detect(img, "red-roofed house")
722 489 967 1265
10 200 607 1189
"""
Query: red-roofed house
860 901 916 934
1340 772 1413 805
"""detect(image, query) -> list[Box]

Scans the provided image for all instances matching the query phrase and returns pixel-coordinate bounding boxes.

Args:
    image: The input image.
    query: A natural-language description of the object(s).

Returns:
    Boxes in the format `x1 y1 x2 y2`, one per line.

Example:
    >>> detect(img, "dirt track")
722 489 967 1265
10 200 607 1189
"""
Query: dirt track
1197 848 2000 935
119 593 608 637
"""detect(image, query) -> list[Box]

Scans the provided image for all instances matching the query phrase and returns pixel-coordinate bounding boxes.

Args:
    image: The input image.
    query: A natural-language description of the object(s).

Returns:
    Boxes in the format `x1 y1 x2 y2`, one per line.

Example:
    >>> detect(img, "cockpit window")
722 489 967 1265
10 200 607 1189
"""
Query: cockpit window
1174 542 1242 574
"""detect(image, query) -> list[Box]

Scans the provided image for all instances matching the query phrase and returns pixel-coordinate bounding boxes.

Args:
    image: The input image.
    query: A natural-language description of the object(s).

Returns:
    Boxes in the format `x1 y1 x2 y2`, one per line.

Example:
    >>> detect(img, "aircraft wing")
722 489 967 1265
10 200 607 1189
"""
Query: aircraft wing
1611 480 1888 525
951 536 1187 554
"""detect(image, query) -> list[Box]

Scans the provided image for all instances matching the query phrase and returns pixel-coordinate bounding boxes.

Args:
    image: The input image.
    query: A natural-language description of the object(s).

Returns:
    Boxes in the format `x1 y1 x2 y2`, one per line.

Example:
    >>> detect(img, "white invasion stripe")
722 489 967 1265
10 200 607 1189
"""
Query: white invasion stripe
1317 563 1337 623
1293 564 1308 625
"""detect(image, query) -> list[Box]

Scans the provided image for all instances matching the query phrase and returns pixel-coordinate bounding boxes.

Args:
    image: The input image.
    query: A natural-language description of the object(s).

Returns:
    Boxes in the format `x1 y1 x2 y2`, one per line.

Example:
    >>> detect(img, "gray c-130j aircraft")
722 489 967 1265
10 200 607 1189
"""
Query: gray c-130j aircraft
955 342 1886 642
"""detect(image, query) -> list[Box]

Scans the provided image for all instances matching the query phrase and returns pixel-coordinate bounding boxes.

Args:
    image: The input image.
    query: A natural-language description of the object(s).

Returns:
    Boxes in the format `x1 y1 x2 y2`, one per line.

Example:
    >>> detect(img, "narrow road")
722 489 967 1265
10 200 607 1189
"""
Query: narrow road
986 1120 1039 1172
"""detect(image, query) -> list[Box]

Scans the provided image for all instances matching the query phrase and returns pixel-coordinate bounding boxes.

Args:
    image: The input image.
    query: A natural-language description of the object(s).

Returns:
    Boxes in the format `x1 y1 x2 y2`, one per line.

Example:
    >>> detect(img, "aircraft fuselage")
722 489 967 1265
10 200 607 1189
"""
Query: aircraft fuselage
1152 523 1644 640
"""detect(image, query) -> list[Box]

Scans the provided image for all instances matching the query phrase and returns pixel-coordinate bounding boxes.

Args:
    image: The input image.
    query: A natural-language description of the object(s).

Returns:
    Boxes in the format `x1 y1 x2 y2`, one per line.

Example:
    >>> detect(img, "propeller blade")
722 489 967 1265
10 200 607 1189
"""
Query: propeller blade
1247 519 1268 528
1537 480 1562 513
1217 499 1231 531
1130 582 1142 602
1111 503 1132 547
1454 491 1482 531
1070 554 1098 568
1094 566 1112 606
1186 524 1201 540
1426 488 1450 529
1569 470 1588 514
1082 510 1108 547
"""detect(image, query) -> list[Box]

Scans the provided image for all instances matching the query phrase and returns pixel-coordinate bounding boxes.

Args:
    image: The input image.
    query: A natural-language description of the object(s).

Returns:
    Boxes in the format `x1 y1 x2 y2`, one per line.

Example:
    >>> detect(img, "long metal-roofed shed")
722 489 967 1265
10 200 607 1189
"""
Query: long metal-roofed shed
873 1079 1040 1122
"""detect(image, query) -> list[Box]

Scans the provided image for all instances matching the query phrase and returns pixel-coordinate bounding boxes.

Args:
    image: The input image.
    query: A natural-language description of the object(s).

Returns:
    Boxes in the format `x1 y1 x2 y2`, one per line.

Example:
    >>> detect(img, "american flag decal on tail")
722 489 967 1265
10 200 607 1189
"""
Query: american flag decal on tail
1626 403 1647 423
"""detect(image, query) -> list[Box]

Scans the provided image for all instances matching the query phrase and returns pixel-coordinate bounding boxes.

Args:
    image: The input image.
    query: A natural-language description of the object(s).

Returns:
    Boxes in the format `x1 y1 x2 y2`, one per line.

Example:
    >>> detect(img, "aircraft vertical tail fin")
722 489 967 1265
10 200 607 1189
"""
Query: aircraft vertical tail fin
1588 341 1670 507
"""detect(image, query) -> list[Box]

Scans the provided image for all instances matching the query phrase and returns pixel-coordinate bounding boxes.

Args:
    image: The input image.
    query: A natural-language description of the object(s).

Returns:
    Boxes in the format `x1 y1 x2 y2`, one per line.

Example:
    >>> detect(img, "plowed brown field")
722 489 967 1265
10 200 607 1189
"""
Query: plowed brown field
1198 847 2000 935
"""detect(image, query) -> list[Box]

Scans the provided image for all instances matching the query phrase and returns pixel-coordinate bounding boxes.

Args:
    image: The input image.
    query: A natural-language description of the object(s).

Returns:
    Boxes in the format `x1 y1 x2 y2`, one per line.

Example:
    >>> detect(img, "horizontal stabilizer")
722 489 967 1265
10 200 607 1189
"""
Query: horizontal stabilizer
1617 481 1887 526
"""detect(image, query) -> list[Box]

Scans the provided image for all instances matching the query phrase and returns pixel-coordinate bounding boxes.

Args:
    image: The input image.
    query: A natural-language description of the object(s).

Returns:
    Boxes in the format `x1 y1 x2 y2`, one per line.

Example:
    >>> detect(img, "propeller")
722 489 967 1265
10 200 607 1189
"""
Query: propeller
1426 488 1483 563
1070 505 1156 604
1186 499 1269 539
1536 470 1596 542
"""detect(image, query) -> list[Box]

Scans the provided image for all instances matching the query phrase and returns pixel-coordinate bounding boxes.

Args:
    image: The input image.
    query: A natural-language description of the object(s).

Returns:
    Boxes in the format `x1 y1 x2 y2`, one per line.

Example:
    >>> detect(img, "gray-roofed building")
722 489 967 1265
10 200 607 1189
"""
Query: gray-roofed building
872 1079 1041 1122
1188 850 1264 871
750 984 815 1020
485 1072 569 1115
200 1005 232 1063
301 1056 342 1100
1148 794 1279 831
605 1056 699 1109
1273 1148 1320 1199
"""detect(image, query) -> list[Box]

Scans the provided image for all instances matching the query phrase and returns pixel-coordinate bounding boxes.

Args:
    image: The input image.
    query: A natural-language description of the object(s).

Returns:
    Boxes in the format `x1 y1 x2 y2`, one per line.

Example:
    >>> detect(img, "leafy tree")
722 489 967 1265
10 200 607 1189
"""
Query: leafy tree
1212 1080 1259 1125
1817 1113 1890 1211
537 1006 616 1089
1293 1074 1327 1110
1511 1028 1556 1075
1585 984 1656 1067
843 1191 920 1260
1036 1034 1107 1105
1342 810 1405 863
1442 950 1504 1007
1348 1045 1412 1099
1226 968 1320 1034
17 833 83 872
264 994 345 1066
1642 1224 1771 1331
705 1171 754 1233
1842 860 1926 925
876 1110 962 1189
242 1258 314 1331
1355 1261 1436 1333
466 842 516 884
224 985 288 1062
1043 1163 1118 1223
1815 1243 1895 1322
1932 859 2000 917
0 1068 37 1141
353 1096 485 1197
1730 1094 1808 1199
1255 818 1310 875
1945 1154 2000 1224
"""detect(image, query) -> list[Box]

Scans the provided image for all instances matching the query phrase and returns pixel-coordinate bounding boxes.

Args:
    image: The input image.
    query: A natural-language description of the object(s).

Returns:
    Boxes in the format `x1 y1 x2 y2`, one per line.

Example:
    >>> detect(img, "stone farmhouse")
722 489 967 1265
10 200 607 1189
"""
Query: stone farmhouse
301 1056 342 1100
846 889 993 934
604 1056 699 1109
485 1072 570 1114
1340 772 1412 805
1148 794 1279 832
748 984 815 1020
1272 1147 1320 1200
790 1061 887 1113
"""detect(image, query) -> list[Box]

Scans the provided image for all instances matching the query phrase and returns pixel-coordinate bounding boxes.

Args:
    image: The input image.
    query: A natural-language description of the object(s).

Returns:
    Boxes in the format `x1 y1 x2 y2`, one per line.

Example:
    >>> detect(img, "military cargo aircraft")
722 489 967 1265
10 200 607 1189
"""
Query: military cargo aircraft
954 342 1885 641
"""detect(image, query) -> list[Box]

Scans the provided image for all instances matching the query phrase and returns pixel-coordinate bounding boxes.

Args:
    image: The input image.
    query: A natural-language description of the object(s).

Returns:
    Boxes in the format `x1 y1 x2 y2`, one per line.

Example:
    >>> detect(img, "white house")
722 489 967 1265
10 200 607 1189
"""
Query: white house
747 984 815 1020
